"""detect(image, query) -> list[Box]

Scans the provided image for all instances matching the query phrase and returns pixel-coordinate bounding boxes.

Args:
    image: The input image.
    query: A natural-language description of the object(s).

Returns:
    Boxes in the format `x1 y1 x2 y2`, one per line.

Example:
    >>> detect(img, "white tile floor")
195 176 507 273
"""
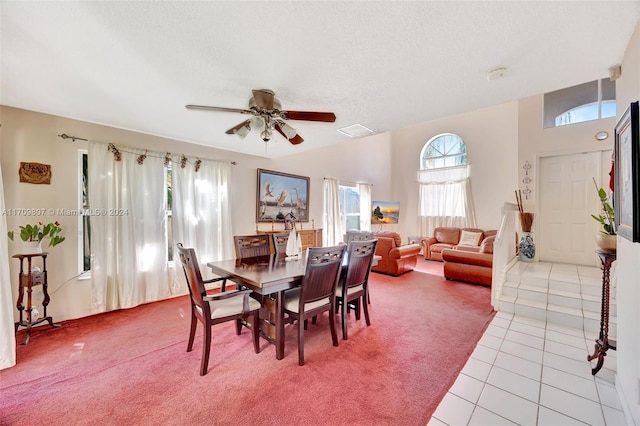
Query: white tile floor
428 311 626 425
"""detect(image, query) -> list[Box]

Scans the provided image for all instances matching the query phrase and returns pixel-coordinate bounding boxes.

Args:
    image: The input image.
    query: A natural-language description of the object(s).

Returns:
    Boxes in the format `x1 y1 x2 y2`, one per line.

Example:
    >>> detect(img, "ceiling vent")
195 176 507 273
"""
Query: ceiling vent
338 124 374 138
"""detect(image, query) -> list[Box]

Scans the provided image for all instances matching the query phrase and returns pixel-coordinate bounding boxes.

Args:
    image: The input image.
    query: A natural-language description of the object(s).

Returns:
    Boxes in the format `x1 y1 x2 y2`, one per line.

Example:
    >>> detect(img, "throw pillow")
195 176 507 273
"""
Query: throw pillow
458 230 483 247
480 236 495 253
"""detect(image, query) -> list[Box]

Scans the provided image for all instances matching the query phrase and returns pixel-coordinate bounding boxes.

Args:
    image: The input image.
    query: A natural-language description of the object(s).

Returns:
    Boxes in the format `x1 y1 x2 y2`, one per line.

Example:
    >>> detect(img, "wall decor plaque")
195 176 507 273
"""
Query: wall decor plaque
19 162 52 184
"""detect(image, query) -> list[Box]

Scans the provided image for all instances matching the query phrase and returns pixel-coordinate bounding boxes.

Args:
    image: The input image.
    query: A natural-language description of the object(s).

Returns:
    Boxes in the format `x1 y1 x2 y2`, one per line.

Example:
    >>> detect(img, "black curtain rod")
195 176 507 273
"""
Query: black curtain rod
323 177 372 186
57 133 237 165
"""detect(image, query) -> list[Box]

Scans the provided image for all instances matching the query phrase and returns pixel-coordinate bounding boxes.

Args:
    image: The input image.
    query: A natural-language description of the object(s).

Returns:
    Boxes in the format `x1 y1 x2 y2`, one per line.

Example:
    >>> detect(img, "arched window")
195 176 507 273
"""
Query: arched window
417 133 476 237
421 133 467 170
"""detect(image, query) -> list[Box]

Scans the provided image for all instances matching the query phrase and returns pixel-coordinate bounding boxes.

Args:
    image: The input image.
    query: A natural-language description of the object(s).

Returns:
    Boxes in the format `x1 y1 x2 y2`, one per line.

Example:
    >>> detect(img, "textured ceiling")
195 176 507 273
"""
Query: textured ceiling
2 1 639 158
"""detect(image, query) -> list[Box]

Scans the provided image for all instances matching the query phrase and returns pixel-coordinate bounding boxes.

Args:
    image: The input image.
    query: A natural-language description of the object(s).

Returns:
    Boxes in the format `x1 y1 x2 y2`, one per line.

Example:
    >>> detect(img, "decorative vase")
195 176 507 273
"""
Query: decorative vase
518 232 536 262
595 234 617 253
21 241 42 254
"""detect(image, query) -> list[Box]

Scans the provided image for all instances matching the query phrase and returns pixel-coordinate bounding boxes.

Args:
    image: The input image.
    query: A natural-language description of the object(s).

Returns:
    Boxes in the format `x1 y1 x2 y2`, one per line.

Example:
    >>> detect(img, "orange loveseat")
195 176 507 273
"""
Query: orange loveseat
421 227 497 261
441 236 495 286
370 231 421 276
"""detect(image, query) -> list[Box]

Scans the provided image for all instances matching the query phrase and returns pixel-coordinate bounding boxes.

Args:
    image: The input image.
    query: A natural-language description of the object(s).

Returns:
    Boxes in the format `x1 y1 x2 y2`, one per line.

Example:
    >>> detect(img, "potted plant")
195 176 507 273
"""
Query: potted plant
591 179 616 252
7 221 65 253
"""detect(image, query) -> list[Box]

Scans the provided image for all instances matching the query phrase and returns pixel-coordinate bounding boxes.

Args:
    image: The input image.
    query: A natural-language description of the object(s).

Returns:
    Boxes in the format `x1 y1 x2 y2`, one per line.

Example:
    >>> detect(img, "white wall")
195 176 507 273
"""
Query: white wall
612 20 640 425
0 106 393 323
389 101 520 239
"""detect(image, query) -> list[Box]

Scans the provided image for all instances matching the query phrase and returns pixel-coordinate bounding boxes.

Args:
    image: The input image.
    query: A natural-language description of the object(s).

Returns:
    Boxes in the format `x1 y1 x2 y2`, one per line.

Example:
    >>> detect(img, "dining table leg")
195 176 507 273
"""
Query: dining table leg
276 290 285 360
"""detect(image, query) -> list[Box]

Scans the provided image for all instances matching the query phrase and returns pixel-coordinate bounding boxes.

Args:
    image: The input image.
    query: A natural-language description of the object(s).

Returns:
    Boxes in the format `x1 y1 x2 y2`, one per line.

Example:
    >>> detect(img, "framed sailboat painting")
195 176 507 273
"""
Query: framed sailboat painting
257 169 310 223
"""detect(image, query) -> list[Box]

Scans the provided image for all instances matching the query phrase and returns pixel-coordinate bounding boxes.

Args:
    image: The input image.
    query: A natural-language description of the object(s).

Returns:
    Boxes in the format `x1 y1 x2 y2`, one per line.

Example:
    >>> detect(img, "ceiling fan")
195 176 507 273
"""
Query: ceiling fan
186 89 336 145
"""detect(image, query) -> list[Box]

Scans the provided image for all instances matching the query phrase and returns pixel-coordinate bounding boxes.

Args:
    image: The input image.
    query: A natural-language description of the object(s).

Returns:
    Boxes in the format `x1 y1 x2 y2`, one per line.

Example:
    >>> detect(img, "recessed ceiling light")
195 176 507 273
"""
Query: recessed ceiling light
486 66 508 81
338 124 374 138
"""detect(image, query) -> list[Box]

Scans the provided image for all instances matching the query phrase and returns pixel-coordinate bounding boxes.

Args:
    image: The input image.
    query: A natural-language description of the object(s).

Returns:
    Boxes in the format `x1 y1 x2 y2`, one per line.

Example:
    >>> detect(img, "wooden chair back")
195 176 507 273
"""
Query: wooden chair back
233 234 271 259
272 232 290 255
343 239 377 292
299 245 346 307
177 243 209 319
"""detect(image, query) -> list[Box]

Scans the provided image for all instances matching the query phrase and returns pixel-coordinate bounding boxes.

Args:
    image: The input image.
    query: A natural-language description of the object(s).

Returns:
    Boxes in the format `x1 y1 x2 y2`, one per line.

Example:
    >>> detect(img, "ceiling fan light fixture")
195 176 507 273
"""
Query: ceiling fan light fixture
279 122 298 139
234 124 251 138
260 128 272 142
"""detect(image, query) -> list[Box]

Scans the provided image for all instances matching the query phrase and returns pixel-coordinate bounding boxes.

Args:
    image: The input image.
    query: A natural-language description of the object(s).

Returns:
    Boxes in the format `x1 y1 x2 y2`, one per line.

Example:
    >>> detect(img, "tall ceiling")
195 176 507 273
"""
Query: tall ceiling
2 1 639 158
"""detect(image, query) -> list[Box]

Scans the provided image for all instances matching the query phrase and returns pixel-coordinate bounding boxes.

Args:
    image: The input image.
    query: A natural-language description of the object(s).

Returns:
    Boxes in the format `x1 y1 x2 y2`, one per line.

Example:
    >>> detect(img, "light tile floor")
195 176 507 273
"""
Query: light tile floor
428 310 626 425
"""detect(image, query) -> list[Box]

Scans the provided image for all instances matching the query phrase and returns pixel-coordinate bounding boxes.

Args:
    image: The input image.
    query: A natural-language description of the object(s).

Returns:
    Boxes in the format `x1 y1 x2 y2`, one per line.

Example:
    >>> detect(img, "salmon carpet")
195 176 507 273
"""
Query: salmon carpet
0 259 494 426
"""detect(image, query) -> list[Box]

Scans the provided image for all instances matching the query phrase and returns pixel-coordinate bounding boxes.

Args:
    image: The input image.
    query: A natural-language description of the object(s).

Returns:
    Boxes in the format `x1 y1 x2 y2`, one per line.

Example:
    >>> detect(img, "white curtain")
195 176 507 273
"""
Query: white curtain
171 159 233 282
89 141 172 312
323 178 342 246
0 161 16 370
358 183 372 232
417 165 477 237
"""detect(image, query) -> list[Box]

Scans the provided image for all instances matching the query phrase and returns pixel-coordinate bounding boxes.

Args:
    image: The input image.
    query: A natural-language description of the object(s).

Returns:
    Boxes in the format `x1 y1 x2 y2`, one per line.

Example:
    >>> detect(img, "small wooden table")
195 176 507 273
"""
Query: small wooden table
587 250 616 375
13 252 59 344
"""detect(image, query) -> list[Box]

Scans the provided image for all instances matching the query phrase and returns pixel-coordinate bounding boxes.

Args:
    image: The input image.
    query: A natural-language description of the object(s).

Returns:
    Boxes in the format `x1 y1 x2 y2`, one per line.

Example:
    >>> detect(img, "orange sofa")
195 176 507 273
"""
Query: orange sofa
370 231 421 276
441 236 495 286
421 227 497 261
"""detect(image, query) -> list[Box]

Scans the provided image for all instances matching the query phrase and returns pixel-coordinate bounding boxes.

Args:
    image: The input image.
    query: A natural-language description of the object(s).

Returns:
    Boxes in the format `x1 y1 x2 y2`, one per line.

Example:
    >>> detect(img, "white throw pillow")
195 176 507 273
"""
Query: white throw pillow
458 230 482 247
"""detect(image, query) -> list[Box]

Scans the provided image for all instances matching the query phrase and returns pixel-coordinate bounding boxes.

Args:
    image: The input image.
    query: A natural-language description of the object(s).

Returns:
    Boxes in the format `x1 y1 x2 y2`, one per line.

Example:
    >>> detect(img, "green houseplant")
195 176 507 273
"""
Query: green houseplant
591 180 616 252
8 221 66 249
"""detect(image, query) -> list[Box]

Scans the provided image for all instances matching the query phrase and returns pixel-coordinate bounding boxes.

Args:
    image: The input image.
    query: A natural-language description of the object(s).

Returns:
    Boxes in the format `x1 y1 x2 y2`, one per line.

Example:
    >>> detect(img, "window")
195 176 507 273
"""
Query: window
544 78 616 128
166 165 173 263
338 185 360 233
79 150 90 273
417 133 476 236
421 133 467 170
78 152 175 273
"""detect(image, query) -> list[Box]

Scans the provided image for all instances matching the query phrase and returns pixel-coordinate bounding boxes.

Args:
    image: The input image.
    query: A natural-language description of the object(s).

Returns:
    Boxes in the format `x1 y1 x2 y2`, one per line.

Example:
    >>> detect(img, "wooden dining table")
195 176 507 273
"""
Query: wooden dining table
207 252 380 360
207 254 306 360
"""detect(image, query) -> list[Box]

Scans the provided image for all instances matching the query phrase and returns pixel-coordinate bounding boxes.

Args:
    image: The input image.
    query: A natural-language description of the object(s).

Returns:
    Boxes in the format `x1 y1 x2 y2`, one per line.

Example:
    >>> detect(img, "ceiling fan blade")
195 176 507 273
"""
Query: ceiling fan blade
225 119 252 136
186 105 252 114
251 89 275 110
281 110 336 122
274 121 304 145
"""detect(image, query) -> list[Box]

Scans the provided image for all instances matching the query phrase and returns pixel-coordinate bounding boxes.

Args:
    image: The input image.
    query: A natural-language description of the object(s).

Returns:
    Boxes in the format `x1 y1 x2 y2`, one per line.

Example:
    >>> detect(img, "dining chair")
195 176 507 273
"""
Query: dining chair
336 239 377 339
271 232 290 256
282 244 346 366
177 243 261 376
233 234 272 259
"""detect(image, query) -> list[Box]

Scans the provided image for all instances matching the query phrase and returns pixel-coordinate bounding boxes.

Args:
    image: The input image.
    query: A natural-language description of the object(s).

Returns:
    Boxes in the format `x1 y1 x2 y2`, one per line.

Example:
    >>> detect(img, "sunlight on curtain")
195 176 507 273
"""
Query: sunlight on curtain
88 142 170 312
323 178 342 246
171 160 233 283
0 161 17 370
417 165 477 237
358 183 372 232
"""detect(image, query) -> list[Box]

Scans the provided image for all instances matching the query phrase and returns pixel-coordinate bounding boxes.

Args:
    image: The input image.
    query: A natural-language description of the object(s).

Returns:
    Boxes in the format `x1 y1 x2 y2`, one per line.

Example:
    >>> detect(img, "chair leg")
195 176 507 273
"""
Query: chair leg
341 299 348 340
200 324 212 376
362 294 371 326
298 316 305 366
251 311 260 354
187 311 197 352
235 318 242 335
329 305 339 347
354 301 361 320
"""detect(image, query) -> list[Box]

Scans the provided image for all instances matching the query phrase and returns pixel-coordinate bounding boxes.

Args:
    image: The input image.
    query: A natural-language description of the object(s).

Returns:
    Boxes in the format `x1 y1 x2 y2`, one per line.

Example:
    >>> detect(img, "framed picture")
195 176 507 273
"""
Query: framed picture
614 101 640 242
256 169 310 223
371 201 400 224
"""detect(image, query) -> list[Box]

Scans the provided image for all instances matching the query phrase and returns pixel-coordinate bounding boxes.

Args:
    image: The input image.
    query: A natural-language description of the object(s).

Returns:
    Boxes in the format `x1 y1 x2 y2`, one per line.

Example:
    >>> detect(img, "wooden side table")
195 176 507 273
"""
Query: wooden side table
587 250 616 375
13 252 59 344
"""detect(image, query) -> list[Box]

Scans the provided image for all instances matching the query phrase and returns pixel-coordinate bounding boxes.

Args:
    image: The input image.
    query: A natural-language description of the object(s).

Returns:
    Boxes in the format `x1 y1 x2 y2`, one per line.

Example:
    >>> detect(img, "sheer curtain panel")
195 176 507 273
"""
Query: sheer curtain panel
171 160 233 283
323 178 342 246
89 141 171 312
0 161 16 370
358 183 372 232
417 165 477 238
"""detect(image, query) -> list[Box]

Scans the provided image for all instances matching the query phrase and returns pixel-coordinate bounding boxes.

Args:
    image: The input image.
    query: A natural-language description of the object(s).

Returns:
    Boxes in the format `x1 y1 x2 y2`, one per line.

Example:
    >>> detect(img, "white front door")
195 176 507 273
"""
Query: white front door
538 152 601 265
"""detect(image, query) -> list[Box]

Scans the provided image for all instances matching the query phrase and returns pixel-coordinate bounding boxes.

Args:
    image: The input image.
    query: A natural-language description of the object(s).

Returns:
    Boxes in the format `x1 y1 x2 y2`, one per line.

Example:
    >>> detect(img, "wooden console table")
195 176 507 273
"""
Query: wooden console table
258 228 322 250
587 250 616 375
13 252 59 344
